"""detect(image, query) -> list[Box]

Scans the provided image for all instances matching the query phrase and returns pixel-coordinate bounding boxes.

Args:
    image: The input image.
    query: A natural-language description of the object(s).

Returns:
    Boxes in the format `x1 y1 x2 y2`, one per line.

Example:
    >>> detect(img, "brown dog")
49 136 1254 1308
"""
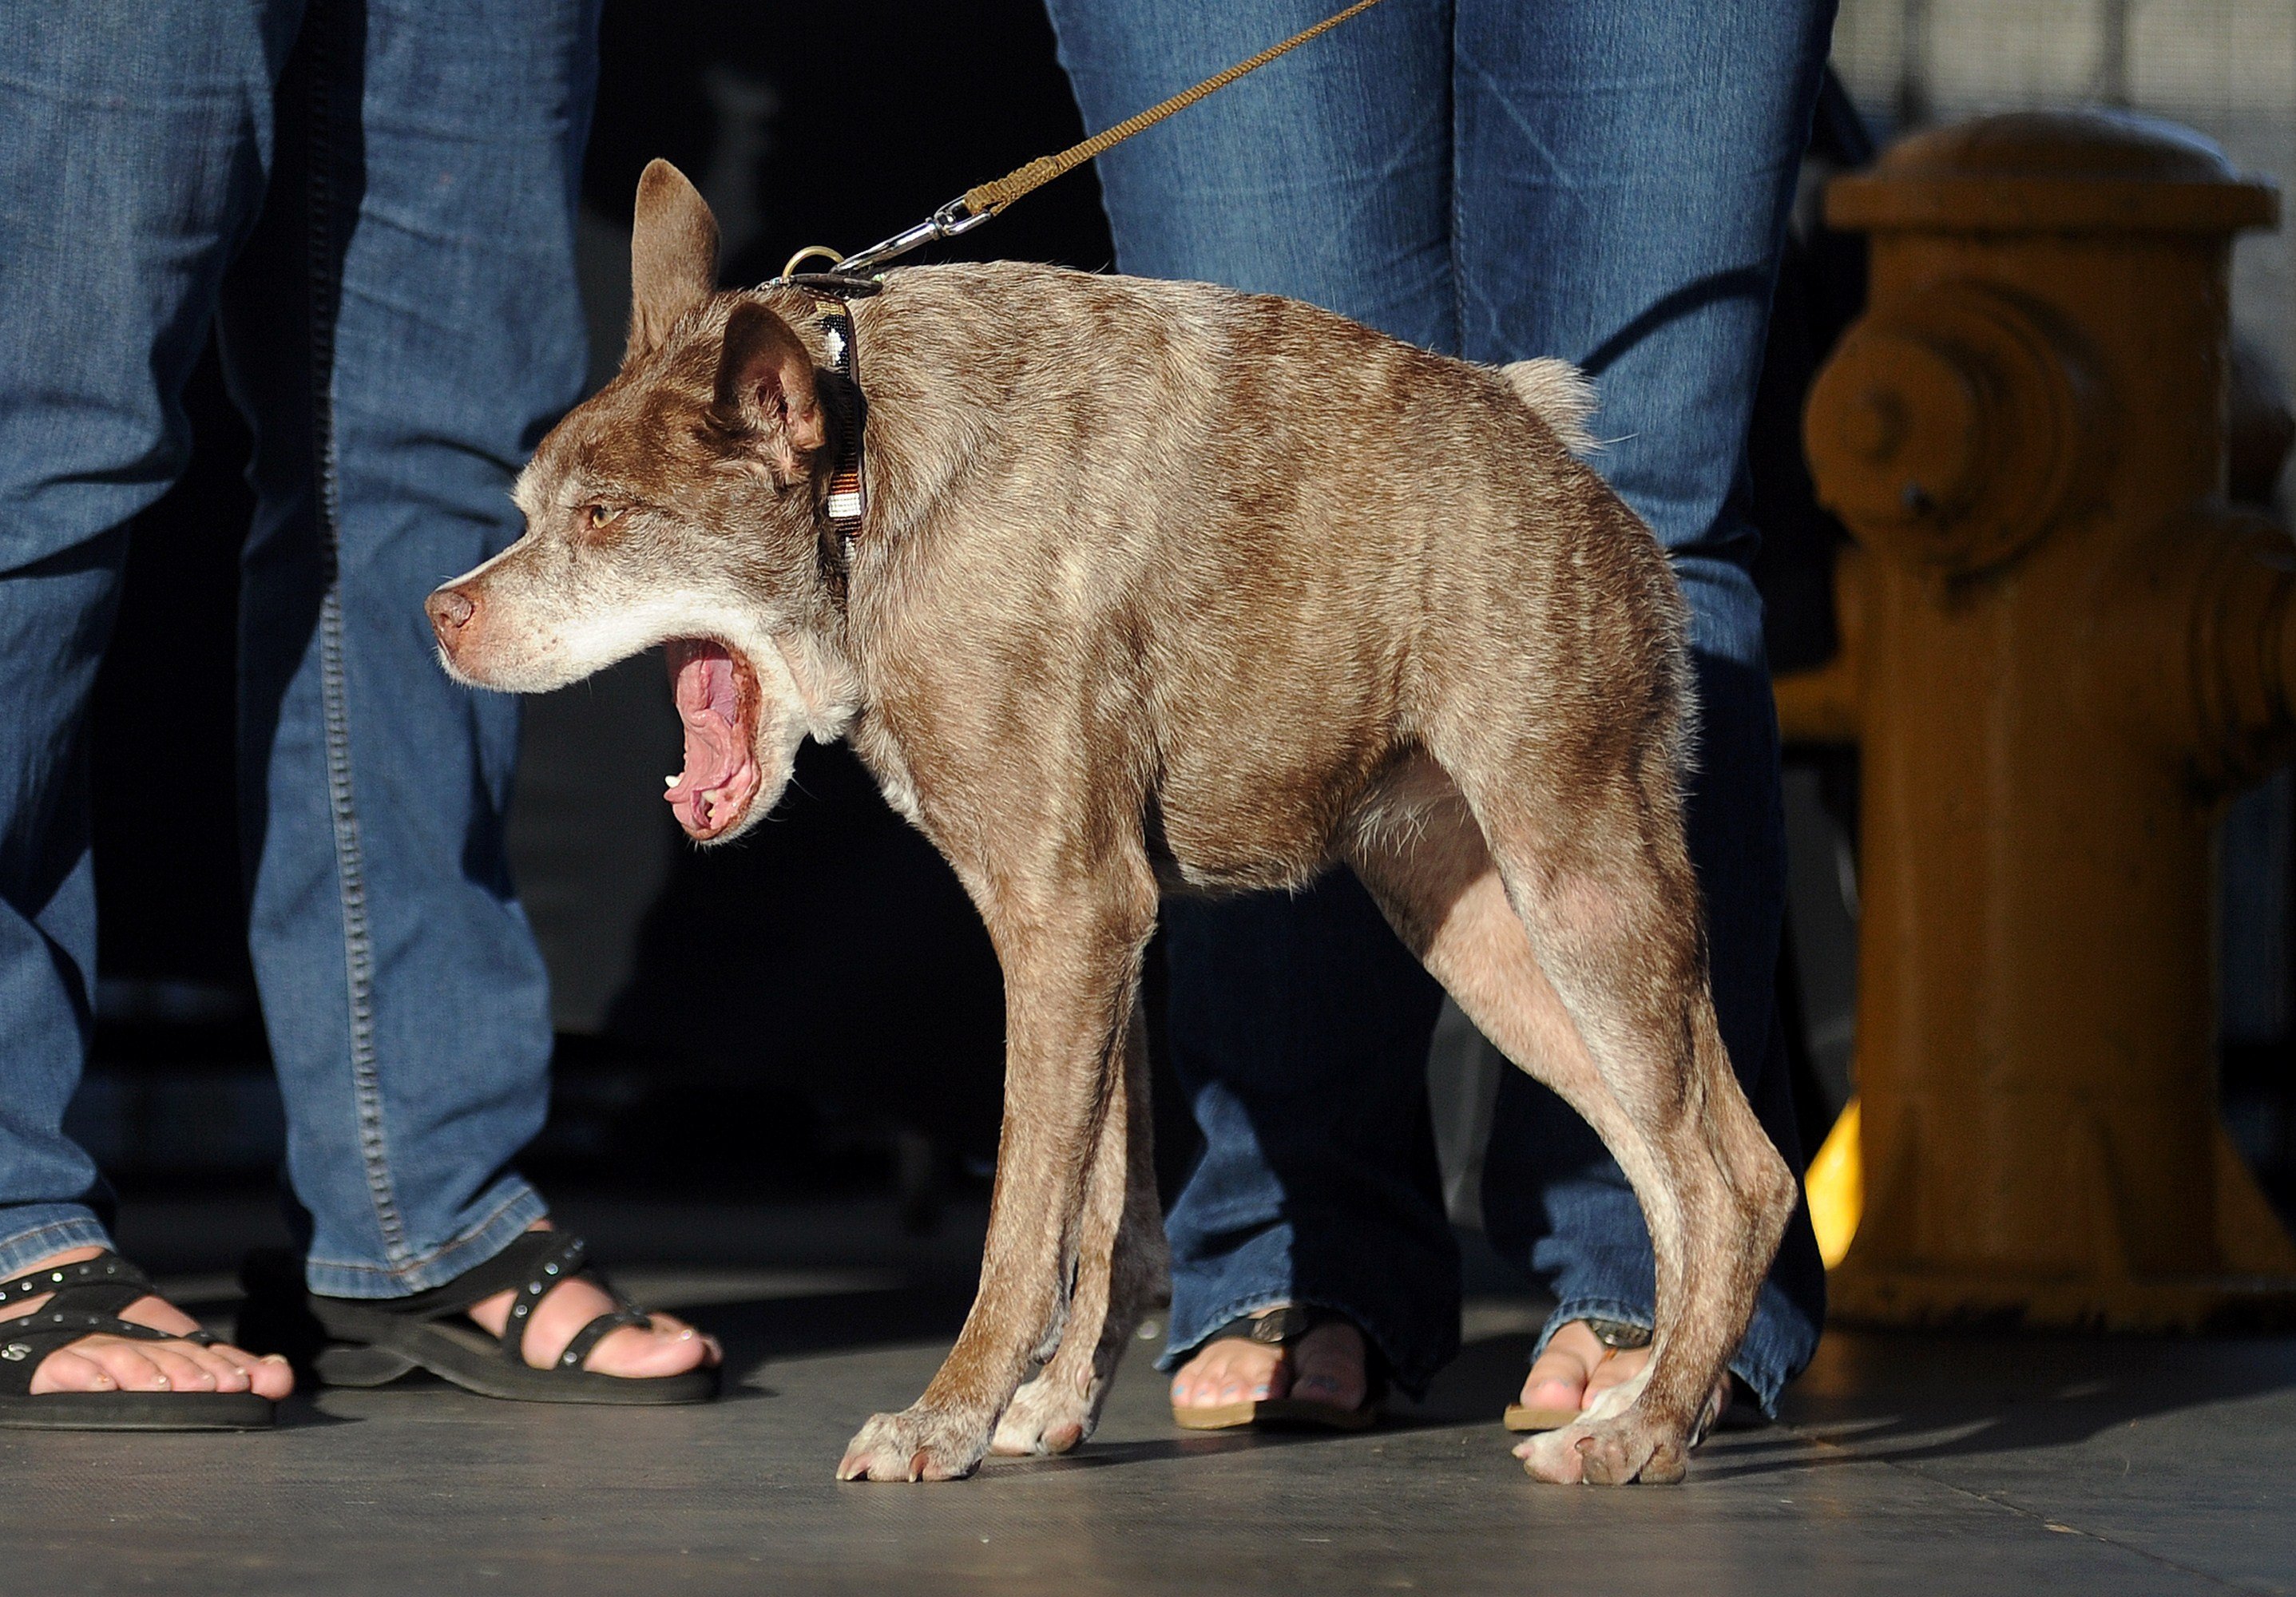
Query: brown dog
426 160 1796 1486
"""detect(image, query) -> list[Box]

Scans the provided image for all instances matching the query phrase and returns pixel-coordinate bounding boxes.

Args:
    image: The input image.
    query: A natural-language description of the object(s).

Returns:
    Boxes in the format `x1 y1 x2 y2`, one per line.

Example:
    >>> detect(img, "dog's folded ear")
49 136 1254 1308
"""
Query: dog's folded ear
712 301 827 479
628 159 720 362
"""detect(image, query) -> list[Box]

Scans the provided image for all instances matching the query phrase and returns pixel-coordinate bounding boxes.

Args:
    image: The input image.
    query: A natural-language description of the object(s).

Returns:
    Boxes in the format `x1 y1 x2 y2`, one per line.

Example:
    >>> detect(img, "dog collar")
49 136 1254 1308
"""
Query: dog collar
819 307 865 539
780 271 879 543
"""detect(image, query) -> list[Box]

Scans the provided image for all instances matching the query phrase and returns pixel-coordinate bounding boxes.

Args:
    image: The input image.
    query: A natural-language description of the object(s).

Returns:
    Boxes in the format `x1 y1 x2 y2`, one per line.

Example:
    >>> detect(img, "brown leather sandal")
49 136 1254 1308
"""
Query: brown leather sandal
1169 1305 1384 1433
1503 1318 1731 1441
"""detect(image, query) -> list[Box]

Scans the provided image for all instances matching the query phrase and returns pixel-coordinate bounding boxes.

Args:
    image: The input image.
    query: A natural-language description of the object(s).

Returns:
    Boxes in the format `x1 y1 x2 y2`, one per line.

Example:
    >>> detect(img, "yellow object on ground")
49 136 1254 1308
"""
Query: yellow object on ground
1805 1099 1863 1270
1778 110 2296 1330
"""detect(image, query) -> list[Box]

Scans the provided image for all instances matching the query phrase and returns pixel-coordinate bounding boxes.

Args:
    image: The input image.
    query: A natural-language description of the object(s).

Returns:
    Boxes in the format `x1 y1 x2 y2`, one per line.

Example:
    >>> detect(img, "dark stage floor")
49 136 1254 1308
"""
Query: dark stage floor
7 1193 2293 1595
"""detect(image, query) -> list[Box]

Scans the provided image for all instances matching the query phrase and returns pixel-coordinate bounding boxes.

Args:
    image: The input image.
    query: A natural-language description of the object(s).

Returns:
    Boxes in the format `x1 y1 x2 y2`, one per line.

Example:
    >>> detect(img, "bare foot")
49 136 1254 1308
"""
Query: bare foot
462 1222 720 1379
1517 1319 1729 1426
1168 1306 1365 1413
1517 1319 1624 1416
10 1246 295 1400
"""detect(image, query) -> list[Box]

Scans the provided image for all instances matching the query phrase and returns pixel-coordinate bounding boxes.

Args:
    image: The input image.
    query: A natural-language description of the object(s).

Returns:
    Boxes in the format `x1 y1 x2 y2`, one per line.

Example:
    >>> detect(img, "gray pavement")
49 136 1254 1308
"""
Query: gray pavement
6 1195 2292 1595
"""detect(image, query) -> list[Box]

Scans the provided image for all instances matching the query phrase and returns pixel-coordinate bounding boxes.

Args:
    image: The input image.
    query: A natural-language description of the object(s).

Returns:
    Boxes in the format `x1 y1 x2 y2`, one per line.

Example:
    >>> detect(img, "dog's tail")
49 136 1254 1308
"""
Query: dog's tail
1498 358 1598 456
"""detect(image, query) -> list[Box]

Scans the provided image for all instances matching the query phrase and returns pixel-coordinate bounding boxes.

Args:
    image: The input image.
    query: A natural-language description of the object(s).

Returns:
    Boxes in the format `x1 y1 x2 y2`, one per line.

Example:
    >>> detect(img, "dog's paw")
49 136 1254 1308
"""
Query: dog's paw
837 1405 991 1483
1515 1413 1690 1486
989 1370 1098 1457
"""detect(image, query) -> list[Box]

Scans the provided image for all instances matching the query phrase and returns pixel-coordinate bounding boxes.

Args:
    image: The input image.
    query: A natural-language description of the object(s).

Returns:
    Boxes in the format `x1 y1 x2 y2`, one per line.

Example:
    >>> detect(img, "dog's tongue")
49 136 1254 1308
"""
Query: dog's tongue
665 639 744 833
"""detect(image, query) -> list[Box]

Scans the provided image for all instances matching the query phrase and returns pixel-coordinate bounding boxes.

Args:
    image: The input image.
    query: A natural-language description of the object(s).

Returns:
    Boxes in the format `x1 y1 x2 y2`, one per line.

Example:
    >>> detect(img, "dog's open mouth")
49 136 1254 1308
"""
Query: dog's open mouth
664 638 763 842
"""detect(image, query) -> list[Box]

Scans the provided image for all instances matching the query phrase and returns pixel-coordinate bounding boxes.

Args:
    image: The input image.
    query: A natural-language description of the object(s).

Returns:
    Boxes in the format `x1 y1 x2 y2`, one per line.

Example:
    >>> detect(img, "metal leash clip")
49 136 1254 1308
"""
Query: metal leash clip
832 196 996 279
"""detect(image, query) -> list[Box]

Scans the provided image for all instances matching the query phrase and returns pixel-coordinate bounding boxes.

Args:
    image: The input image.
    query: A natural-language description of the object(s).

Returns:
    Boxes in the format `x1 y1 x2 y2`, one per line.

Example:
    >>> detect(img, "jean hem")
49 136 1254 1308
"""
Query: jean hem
1160 1288 1452 1400
303 1179 547 1298
1533 1295 1795 1417
0 1212 116 1282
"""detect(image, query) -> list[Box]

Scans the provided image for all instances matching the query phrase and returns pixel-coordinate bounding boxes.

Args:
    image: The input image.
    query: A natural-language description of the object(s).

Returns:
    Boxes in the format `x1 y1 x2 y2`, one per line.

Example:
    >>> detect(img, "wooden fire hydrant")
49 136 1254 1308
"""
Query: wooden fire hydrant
1782 110 2296 1330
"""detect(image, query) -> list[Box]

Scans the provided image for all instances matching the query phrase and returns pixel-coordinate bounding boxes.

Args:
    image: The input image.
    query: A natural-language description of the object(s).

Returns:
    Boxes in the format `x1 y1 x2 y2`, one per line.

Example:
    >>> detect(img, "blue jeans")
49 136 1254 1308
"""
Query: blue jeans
0 0 596 1296
1047 0 1833 1409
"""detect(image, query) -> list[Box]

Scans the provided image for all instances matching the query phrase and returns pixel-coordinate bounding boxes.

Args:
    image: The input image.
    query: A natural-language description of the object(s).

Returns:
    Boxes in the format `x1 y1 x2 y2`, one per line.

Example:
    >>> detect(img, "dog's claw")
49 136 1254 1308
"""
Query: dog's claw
838 1406 989 1484
1516 1411 1687 1487
989 1369 1100 1457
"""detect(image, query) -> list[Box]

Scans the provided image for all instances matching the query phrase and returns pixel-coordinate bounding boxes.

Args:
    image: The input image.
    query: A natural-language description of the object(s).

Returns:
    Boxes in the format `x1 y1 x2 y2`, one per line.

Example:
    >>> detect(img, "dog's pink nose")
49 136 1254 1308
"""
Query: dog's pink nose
426 585 477 643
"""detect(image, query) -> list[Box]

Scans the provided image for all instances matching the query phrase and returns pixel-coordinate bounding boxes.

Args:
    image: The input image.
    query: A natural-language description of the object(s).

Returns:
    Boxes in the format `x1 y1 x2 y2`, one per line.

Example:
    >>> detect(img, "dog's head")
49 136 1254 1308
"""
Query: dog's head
427 160 854 844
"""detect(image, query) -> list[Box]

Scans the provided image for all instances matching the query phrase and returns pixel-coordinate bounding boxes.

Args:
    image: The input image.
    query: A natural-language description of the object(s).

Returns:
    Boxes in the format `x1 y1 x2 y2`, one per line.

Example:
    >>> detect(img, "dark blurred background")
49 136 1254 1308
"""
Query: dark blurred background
77 0 2296 1239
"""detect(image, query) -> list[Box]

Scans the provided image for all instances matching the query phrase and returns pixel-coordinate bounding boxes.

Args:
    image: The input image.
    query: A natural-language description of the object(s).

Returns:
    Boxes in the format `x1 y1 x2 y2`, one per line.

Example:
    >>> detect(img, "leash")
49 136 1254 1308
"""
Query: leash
771 0 1391 541
823 0 1389 279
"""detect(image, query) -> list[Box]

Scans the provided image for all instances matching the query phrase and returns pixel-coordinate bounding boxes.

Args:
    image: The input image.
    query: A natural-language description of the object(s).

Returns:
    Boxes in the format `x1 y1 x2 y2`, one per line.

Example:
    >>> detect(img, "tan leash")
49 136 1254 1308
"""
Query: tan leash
782 0 1390 283
779 0 1390 545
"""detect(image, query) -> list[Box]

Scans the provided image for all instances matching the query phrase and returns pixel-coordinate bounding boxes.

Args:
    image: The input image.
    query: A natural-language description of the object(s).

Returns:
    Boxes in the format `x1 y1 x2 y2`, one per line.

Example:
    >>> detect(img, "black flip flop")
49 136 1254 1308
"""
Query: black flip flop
0 1252 275 1431
251 1231 716 1406
1170 1305 1385 1432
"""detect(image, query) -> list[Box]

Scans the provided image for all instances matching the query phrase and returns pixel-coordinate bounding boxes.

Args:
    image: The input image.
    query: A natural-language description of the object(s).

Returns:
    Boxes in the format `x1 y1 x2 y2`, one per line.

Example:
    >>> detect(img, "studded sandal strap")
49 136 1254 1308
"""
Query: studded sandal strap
498 1233 591 1365
363 1230 579 1323
0 1251 153 1311
0 1309 216 1396
548 1304 654 1373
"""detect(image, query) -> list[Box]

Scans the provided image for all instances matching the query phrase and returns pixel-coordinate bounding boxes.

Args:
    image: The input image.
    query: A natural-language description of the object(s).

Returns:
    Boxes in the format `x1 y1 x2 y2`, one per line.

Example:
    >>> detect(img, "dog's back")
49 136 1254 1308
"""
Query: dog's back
841 263 1686 894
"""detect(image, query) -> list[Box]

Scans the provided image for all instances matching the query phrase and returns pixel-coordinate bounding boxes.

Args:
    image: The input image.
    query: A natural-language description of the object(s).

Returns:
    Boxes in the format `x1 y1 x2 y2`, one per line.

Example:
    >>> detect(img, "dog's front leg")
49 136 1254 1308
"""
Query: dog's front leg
991 1001 1168 1457
839 866 1158 1483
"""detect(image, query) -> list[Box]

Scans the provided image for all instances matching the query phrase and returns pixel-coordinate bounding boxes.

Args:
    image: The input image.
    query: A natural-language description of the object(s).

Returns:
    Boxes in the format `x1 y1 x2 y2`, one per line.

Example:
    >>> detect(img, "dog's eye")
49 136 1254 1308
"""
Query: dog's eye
585 504 623 530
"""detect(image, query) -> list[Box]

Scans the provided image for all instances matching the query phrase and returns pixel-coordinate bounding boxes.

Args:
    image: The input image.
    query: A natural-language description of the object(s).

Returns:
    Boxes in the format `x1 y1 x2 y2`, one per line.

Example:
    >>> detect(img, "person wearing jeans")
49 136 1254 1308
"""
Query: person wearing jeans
1045 0 1833 1426
0 0 711 1422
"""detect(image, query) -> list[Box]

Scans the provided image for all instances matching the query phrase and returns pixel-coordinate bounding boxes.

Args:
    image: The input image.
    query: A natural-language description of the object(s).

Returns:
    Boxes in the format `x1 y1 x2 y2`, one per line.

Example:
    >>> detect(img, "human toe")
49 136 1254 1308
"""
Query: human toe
141 1343 220 1391
1518 1322 1607 1413
1219 1346 1282 1404
1582 1344 1650 1404
180 1343 252 1392
249 1353 295 1399
580 1317 716 1379
1289 1322 1366 1408
1172 1340 1280 1409
208 1343 295 1399
1168 1351 1219 1409
640 1310 722 1367
78 1341 174 1392
26 1349 118 1396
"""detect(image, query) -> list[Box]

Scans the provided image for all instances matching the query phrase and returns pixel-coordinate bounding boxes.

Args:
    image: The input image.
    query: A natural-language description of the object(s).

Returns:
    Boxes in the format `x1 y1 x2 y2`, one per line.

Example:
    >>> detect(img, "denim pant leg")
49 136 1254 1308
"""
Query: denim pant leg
1157 889 1457 1394
218 0 598 1296
1049 0 1467 1394
0 1 300 1279
1449 0 1834 1411
1049 0 1834 1408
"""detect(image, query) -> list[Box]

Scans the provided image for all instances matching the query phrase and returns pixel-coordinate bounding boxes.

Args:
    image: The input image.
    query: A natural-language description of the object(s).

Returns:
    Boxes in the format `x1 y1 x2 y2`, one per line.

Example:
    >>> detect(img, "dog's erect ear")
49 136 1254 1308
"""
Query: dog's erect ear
712 301 826 478
628 159 720 362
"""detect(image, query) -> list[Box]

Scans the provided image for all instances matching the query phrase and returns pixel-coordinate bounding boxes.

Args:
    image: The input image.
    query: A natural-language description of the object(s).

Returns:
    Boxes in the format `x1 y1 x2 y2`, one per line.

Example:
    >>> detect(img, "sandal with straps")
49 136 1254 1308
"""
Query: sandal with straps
1170 1304 1386 1433
251 1231 716 1406
0 1251 276 1430
1503 1318 1734 1443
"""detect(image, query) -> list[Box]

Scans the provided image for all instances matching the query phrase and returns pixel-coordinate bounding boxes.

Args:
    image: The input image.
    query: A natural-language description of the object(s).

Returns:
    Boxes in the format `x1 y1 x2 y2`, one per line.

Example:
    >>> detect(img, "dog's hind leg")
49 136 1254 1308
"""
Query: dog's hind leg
838 857 1160 1484
992 1000 1168 1457
1343 753 1794 1486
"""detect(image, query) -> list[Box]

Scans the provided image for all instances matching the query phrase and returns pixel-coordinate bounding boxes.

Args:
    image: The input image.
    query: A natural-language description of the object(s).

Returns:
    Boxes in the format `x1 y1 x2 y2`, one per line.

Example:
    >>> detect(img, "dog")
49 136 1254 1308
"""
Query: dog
426 160 1797 1486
